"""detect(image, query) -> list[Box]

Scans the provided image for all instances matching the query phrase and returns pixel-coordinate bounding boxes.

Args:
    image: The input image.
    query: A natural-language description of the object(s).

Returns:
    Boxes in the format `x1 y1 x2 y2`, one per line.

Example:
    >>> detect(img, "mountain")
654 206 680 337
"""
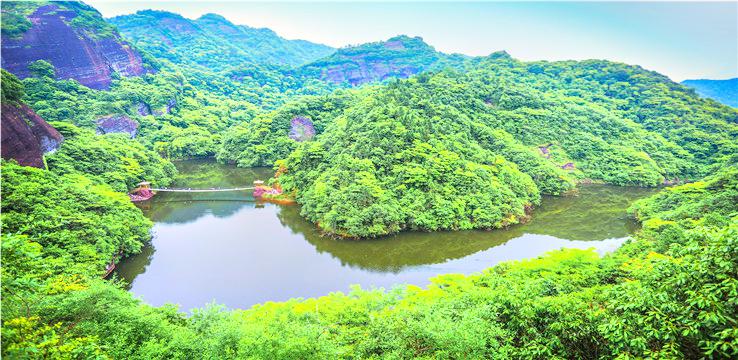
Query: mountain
0 1 151 90
227 56 738 237
195 13 334 67
1 70 63 168
3 1 738 358
681 78 738 107
109 10 334 70
299 35 464 85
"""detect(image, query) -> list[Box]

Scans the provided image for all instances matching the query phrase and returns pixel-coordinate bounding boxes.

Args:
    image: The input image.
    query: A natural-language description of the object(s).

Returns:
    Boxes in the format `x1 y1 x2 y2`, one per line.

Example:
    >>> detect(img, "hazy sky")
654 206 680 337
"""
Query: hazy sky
88 1 738 81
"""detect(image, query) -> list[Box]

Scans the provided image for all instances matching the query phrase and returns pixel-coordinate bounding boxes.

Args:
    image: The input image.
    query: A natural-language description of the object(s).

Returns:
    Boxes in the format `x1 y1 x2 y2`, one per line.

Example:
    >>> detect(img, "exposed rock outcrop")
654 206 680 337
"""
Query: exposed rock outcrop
136 102 152 116
561 162 576 170
301 35 443 86
1 103 63 168
539 144 553 159
1 3 150 90
96 115 139 138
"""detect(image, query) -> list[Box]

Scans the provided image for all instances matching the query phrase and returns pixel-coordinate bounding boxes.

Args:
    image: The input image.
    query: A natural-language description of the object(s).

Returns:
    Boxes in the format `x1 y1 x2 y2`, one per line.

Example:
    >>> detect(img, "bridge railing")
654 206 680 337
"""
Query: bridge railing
151 187 256 193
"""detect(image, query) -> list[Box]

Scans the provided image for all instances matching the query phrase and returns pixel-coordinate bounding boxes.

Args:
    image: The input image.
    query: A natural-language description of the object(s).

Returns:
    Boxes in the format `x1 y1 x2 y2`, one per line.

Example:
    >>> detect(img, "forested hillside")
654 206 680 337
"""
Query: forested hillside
1 1 737 358
682 78 738 108
3 158 736 358
109 10 334 69
225 55 737 236
299 35 466 85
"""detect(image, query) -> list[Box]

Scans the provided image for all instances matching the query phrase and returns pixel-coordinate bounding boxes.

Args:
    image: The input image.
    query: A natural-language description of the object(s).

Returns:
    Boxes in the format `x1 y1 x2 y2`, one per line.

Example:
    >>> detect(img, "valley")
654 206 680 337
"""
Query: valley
115 159 656 310
1 1 736 358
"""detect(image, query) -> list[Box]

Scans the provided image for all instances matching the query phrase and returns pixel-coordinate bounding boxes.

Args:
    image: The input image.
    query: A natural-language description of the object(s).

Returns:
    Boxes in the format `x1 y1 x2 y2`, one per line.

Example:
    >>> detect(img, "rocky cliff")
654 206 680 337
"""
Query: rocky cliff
1 103 63 168
1 2 150 90
96 114 139 138
300 36 451 86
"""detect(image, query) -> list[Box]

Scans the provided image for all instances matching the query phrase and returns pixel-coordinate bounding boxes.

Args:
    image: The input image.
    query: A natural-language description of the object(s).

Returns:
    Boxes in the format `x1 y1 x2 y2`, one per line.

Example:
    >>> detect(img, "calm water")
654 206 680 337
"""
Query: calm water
115 159 658 311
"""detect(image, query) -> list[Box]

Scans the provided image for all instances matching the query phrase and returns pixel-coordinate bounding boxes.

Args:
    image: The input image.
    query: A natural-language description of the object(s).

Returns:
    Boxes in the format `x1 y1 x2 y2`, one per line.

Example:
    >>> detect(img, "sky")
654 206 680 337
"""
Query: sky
87 1 738 81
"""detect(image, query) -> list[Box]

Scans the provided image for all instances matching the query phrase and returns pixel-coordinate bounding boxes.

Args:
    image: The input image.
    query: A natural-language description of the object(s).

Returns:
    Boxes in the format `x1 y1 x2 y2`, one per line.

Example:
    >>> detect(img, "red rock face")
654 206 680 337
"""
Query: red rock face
1 103 63 168
1 4 149 90
322 58 421 86
96 114 139 138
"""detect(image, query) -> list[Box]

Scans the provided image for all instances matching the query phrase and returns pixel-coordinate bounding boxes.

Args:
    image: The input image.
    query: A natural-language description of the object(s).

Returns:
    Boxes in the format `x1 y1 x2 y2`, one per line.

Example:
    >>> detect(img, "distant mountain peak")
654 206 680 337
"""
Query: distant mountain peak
197 13 229 22
681 78 738 108
301 35 449 86
130 9 188 20
111 10 334 68
487 50 512 60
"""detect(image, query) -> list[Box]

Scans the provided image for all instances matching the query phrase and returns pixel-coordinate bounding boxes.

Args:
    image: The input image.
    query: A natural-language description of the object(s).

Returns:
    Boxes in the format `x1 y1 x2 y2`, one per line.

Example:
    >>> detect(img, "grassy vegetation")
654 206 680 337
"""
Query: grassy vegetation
1 2 737 358
2 161 735 358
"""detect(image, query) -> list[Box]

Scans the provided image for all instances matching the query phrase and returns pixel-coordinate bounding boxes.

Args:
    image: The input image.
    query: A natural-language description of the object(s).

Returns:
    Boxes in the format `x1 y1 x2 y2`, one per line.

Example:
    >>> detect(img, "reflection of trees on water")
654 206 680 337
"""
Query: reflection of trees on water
275 185 657 272
171 160 273 189
131 160 659 275
523 185 658 240
140 193 254 224
113 244 155 288
276 205 524 272
135 160 274 224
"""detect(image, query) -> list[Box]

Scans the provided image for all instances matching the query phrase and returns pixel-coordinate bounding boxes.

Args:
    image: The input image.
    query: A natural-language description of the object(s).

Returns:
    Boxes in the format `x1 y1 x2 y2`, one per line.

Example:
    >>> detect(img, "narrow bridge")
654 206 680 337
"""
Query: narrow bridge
151 187 255 193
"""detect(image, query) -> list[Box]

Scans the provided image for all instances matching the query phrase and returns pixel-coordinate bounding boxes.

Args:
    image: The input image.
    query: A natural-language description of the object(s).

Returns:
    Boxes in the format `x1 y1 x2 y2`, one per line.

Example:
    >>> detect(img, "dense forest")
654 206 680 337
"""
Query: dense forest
1 1 737 358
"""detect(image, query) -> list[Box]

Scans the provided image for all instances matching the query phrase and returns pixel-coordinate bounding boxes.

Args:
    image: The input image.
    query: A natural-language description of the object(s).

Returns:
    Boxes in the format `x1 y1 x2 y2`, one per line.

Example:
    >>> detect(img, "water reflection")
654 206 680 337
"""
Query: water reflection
115 160 657 310
275 185 653 272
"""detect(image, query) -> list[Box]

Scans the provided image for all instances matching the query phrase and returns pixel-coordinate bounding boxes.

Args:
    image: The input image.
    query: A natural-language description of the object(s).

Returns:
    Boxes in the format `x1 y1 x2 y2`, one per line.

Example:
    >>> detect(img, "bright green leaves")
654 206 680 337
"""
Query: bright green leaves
1 161 152 273
46 127 177 192
1 69 24 104
278 92 541 237
297 156 404 237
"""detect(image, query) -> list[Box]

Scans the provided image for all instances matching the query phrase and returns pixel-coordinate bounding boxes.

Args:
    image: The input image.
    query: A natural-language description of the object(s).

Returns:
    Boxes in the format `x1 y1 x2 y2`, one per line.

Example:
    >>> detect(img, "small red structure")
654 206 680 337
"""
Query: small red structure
129 181 155 202
253 179 296 205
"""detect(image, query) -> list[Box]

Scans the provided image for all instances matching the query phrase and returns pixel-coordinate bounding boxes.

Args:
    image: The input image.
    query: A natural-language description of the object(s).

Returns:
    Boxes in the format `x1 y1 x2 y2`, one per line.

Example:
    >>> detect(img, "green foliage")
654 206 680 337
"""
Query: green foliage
217 91 357 167
46 125 177 192
221 56 735 237
1 69 24 104
277 84 548 236
20 65 257 160
60 0 117 39
110 10 334 70
2 4 738 357
27 59 55 79
630 165 737 223
9 166 734 358
1 161 152 275
108 10 339 109
0 1 37 38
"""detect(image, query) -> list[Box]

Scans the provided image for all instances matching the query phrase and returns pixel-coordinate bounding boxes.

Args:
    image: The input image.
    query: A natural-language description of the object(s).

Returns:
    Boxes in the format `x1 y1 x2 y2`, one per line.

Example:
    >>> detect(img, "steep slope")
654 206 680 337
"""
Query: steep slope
1 103 64 168
1 70 63 168
109 10 333 70
1 1 151 90
195 13 334 67
682 78 738 107
299 35 461 85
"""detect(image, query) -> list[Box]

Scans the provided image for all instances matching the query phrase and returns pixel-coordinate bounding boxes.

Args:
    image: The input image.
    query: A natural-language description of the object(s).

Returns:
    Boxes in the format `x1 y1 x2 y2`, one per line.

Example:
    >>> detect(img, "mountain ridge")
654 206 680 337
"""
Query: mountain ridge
681 77 738 107
109 9 334 69
299 35 467 85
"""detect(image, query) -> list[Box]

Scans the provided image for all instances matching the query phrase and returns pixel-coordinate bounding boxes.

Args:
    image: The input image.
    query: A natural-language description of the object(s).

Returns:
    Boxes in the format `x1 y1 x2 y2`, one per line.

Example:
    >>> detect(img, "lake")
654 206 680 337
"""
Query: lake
115 159 658 311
